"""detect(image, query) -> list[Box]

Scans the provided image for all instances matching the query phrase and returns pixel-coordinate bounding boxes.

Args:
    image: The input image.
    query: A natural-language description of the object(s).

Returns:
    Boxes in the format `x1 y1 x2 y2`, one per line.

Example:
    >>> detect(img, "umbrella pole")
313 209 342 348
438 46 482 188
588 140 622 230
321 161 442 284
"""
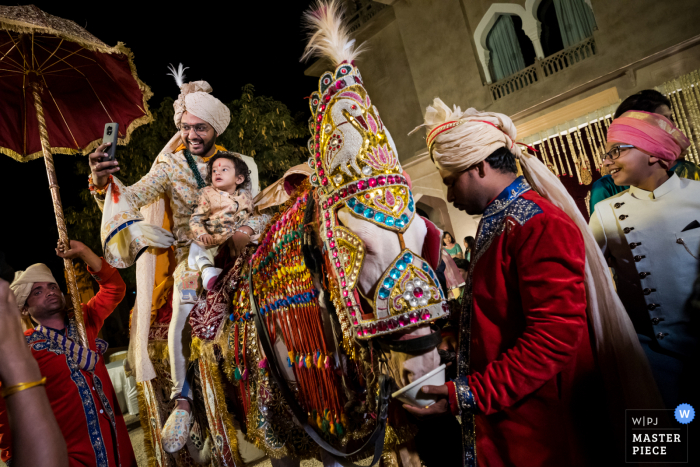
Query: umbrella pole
30 84 89 348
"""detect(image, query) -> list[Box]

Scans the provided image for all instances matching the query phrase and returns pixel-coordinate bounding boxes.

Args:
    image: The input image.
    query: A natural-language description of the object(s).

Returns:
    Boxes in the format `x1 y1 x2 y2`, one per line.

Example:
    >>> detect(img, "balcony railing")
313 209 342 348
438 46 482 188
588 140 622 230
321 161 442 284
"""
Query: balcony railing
540 36 597 77
347 1 388 34
488 37 597 101
489 64 539 101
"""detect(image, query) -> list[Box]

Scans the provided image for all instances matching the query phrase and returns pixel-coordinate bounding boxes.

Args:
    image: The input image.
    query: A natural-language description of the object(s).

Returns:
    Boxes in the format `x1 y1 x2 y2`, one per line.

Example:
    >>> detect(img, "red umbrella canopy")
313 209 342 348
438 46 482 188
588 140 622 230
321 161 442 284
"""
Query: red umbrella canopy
0 4 152 161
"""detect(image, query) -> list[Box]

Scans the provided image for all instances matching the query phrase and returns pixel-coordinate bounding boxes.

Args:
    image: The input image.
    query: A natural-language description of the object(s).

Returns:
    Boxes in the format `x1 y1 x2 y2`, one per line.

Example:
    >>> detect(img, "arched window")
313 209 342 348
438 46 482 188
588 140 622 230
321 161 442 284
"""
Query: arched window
512 16 537 66
538 0 597 53
538 0 565 56
486 15 533 82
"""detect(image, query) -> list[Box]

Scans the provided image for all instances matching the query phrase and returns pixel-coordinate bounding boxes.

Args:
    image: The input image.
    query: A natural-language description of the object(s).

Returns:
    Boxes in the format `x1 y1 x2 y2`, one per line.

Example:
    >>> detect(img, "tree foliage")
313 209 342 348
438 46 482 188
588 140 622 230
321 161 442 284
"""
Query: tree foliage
219 84 310 187
66 85 309 286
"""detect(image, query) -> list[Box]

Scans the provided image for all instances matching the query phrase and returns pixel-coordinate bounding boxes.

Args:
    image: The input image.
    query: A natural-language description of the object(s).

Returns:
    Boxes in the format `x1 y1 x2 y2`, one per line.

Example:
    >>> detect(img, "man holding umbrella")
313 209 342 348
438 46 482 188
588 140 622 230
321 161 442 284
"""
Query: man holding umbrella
88 70 267 453
0 240 136 467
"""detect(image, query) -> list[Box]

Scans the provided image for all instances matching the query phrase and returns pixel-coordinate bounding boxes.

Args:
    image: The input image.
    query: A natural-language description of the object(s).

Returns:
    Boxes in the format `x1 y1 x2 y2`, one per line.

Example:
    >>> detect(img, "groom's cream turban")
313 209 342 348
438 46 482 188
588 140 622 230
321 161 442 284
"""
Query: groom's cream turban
10 263 58 309
173 80 231 136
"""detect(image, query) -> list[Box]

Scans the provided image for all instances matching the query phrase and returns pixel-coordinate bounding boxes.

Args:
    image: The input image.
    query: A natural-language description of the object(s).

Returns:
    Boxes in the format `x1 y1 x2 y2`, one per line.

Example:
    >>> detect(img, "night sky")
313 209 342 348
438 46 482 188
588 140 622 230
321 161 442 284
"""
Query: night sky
0 1 319 280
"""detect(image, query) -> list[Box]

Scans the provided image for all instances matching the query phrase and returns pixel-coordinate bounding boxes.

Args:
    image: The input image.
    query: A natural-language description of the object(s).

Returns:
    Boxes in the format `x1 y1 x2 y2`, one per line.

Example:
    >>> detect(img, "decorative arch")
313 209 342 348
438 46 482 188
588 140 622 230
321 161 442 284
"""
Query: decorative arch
526 0 597 53
474 3 544 84
525 0 545 21
414 194 455 236
527 0 596 19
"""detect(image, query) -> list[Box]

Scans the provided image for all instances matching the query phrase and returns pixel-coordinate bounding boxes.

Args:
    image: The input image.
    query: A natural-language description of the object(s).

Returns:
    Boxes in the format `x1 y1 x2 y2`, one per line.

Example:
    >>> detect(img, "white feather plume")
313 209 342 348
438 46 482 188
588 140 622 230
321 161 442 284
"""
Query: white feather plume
167 63 189 88
301 0 366 66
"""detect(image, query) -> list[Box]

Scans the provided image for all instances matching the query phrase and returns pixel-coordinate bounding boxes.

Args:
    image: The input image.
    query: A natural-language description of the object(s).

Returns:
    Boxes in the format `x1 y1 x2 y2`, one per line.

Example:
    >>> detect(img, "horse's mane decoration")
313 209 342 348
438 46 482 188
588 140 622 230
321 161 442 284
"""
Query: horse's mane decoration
303 0 447 338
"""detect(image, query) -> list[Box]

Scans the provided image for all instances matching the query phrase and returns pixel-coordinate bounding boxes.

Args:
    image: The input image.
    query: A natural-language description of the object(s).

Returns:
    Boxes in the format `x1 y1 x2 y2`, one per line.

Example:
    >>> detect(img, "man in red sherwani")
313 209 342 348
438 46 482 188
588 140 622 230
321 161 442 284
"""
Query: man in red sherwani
403 101 660 466
0 240 136 467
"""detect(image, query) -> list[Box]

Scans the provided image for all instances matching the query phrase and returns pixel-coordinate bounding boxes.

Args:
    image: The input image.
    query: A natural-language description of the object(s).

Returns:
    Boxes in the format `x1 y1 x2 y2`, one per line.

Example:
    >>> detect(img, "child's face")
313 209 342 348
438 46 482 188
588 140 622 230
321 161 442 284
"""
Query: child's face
211 158 245 192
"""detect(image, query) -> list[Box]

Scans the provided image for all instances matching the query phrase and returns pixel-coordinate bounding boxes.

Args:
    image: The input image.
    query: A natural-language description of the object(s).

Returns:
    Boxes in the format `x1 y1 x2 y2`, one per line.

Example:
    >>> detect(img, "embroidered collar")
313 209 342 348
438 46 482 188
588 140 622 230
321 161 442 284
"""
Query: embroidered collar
31 320 108 372
482 176 531 218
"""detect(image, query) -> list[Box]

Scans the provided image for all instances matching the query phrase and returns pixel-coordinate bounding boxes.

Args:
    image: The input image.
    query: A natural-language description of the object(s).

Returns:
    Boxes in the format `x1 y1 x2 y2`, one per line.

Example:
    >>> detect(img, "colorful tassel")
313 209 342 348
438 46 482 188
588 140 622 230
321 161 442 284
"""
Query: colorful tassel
330 421 336 435
317 353 323 368
241 368 249 380
335 421 344 437
324 355 330 369
321 418 330 433
258 358 268 369
341 413 348 428
298 354 305 368
288 351 295 365
234 367 242 381
305 354 312 368
316 413 323 429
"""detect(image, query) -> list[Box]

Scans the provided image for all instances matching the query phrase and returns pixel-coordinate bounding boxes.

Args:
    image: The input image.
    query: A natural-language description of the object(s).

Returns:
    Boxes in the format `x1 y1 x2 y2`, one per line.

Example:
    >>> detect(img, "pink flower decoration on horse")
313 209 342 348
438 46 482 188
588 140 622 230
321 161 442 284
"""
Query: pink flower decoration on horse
366 143 397 170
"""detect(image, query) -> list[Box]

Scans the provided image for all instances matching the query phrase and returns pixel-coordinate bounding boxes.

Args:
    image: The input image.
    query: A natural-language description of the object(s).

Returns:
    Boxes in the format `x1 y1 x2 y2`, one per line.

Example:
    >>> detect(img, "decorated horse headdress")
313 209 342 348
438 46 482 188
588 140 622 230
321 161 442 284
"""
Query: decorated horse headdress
302 0 447 339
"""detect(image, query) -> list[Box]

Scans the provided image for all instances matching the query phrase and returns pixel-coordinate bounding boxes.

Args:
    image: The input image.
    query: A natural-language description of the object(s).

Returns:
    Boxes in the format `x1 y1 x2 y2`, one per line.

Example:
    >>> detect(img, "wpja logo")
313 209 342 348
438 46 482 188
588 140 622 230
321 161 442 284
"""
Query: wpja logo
626 405 693 463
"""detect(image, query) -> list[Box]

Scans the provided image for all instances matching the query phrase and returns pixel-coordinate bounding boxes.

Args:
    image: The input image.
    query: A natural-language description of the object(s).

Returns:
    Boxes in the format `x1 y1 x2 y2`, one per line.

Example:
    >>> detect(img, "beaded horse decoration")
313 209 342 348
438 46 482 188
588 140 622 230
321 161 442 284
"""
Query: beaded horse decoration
303 1 447 339
184 2 450 457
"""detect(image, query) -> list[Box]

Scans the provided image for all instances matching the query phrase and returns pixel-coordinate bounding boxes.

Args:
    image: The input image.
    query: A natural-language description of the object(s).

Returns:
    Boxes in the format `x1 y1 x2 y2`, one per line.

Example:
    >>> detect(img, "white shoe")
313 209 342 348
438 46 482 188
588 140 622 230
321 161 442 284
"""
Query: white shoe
162 409 192 453
202 267 223 291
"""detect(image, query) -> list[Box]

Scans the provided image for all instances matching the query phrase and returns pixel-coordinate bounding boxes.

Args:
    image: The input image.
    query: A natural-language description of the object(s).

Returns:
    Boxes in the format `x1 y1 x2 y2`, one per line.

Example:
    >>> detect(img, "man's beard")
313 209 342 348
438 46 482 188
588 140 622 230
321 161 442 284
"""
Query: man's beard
45 294 67 315
187 136 215 156
27 294 66 324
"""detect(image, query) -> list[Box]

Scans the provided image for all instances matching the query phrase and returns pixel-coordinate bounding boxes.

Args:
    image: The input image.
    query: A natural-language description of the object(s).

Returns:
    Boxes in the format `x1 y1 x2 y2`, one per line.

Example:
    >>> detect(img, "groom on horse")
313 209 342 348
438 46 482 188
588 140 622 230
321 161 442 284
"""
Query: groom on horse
87 71 266 454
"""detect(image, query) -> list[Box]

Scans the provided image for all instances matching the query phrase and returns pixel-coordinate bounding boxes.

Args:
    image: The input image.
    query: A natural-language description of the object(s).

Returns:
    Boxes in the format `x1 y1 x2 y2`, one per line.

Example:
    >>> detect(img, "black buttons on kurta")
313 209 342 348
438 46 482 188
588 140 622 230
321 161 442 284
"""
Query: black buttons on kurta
619 215 628 220
639 272 651 278
656 332 668 340
614 202 625 209
643 288 656 295
624 227 635 234
630 242 642 249
634 255 646 262
651 317 665 325
648 303 660 310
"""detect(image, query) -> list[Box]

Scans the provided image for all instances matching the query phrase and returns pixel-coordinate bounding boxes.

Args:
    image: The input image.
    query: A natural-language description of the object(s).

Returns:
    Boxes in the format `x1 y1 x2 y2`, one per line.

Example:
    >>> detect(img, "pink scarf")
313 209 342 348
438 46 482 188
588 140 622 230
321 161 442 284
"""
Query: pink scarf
607 110 690 161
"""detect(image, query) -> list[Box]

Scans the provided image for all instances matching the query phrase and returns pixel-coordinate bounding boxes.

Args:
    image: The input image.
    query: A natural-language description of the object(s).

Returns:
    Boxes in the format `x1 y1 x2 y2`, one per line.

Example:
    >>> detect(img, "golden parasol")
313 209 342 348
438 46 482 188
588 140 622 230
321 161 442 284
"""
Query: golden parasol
0 4 153 345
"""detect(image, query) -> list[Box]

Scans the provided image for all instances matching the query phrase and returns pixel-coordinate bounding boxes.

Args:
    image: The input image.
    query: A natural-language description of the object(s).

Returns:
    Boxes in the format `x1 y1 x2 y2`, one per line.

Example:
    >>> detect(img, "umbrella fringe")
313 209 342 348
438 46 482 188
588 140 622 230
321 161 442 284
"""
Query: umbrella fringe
0 145 81 163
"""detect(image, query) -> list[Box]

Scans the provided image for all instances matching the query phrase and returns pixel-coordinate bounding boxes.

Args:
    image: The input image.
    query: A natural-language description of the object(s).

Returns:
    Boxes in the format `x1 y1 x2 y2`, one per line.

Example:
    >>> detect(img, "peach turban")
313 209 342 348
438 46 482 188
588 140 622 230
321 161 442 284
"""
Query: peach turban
173 80 231 136
607 110 690 162
10 263 58 309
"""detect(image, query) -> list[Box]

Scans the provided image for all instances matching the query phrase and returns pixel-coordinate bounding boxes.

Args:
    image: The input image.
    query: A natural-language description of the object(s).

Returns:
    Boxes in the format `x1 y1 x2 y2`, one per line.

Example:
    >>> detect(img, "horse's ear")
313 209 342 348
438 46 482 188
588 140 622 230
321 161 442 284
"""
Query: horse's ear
402 170 412 189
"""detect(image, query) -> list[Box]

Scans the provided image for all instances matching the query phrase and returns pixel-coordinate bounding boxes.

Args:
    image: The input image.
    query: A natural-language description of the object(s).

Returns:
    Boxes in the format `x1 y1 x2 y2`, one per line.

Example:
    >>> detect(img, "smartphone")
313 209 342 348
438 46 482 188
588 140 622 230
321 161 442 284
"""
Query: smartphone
102 122 119 161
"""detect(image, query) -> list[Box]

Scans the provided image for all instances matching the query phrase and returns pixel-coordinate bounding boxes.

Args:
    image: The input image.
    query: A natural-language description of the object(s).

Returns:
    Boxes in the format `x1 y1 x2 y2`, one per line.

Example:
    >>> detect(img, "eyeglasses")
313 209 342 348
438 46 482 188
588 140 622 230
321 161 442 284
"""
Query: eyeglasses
180 123 212 136
602 144 634 161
